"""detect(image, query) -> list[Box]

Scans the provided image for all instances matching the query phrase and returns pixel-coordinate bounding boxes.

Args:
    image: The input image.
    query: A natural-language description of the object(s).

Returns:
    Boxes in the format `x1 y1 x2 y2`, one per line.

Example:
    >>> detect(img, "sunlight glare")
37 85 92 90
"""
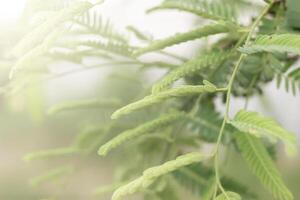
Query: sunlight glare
0 0 27 21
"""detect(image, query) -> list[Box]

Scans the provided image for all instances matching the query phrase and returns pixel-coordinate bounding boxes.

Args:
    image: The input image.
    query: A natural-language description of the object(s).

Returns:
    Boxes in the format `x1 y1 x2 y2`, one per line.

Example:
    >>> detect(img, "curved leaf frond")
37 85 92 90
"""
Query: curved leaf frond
48 98 122 115
152 51 230 93
134 21 236 56
76 40 135 57
23 147 80 162
229 110 297 156
235 133 294 200
112 152 209 200
12 1 99 57
73 10 128 43
111 83 220 119
148 0 236 22
10 28 64 79
112 177 144 200
98 112 184 156
276 67 300 96
239 34 300 55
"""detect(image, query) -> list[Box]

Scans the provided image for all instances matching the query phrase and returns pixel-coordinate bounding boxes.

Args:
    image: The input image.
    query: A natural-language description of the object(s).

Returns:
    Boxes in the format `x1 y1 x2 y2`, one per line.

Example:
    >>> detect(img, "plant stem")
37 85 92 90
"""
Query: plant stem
212 2 274 199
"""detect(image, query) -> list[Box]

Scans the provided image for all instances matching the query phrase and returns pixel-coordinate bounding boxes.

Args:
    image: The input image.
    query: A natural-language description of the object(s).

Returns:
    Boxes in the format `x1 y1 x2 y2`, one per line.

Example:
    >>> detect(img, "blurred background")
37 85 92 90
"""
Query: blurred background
0 0 299 199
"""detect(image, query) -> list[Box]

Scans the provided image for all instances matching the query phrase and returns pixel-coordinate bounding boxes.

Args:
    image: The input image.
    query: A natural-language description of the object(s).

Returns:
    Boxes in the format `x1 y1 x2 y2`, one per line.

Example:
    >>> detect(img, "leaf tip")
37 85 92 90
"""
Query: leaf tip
97 147 108 156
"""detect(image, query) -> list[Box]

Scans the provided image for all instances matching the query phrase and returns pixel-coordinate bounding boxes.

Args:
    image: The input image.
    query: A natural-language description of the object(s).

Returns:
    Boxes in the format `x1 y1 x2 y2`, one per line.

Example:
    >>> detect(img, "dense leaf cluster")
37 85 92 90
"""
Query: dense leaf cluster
3 0 300 199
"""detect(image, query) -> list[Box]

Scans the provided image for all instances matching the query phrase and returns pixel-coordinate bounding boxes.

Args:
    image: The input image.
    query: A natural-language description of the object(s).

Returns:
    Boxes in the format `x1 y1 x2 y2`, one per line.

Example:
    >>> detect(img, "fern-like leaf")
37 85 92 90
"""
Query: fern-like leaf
23 147 80 162
12 1 100 57
48 98 121 115
77 40 135 57
134 21 236 56
10 28 64 79
172 163 211 196
143 152 207 183
239 34 300 55
215 191 241 200
172 162 253 198
73 10 128 43
74 126 103 147
148 0 236 22
112 177 144 200
152 51 230 93
235 133 294 200
111 82 220 119
112 152 209 200
229 110 297 156
98 112 184 156
276 67 300 95
187 101 225 143
126 26 153 42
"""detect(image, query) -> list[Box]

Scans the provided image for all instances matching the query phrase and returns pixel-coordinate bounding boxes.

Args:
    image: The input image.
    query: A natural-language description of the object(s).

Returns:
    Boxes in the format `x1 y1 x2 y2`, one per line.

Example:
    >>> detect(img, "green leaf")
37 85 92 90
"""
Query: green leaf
48 98 122 115
112 152 209 200
73 126 105 152
275 67 300 96
172 163 211 196
147 0 236 21
75 40 135 57
23 147 80 162
10 28 64 79
152 51 230 93
126 26 153 42
98 112 184 156
187 101 225 143
229 110 297 156
215 191 241 200
239 34 300 55
143 152 208 184
134 21 236 56
172 163 253 198
286 0 300 29
112 177 144 200
12 1 100 57
73 10 128 43
111 83 219 119
235 133 294 200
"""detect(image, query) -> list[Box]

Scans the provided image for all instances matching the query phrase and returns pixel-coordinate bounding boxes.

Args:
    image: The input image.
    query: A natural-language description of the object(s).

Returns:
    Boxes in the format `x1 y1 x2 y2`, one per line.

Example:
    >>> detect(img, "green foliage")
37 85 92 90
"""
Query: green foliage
112 152 208 200
48 98 122 115
76 40 135 57
73 10 128 43
135 22 236 56
10 28 64 79
279 67 300 95
287 0 300 30
172 163 253 198
239 34 300 55
151 51 230 93
12 1 100 57
215 191 241 200
147 0 236 21
23 147 80 162
111 81 221 119
98 112 184 156
188 102 225 142
267 55 300 95
235 133 293 200
229 110 297 156
7 0 299 199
